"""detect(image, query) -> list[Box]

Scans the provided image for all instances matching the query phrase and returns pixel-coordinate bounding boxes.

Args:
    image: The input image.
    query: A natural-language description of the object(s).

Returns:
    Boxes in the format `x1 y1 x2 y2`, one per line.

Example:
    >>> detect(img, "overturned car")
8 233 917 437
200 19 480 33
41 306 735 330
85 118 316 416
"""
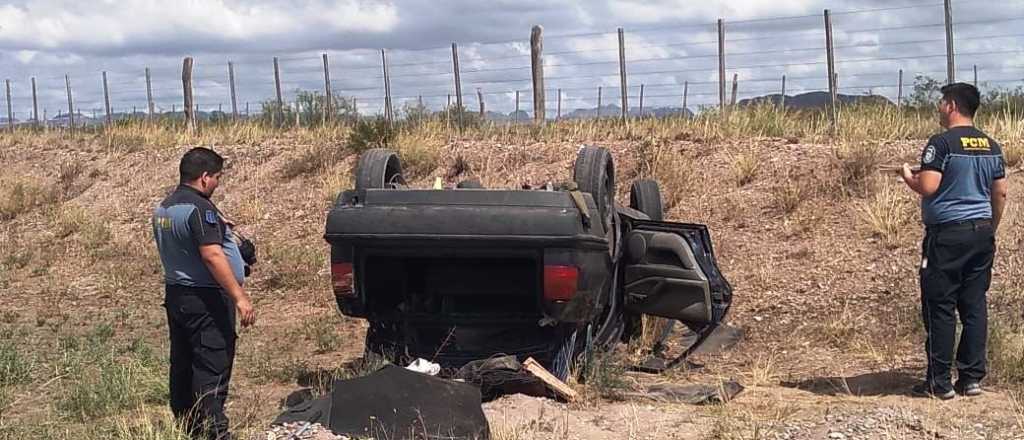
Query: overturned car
324 146 733 379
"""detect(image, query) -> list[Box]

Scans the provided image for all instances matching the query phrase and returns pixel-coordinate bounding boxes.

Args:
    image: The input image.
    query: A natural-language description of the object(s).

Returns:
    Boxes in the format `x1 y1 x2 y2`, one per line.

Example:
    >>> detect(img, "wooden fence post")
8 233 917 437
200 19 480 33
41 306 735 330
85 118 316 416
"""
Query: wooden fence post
273 57 284 113
638 84 645 117
229 62 239 120
5 79 12 132
102 71 112 126
718 19 726 112
31 77 38 127
618 27 628 121
682 81 688 116
65 74 75 130
145 67 155 119
514 90 520 123
531 26 545 122
780 75 787 110
556 88 562 120
477 88 484 118
597 86 603 119
973 65 978 87
323 53 332 124
944 0 955 84
897 69 903 108
730 74 738 106
452 43 464 126
824 9 838 134
381 49 393 125
183 57 196 132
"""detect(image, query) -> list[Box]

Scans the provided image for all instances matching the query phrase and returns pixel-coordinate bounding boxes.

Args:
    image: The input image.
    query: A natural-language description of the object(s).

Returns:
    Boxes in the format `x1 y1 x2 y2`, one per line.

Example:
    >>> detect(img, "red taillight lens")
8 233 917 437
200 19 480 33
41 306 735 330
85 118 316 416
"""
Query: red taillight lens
543 265 579 302
331 263 355 297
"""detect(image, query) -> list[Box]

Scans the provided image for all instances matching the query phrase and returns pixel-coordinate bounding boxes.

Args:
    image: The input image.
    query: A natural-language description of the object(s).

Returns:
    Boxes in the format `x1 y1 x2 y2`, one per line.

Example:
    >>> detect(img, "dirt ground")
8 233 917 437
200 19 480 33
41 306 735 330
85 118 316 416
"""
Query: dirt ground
1 130 1023 439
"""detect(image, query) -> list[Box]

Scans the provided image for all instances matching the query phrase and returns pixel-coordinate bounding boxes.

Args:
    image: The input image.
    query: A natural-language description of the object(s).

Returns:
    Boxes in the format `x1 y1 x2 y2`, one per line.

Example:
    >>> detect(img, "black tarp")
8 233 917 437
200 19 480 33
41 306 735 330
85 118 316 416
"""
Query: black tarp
322 365 489 439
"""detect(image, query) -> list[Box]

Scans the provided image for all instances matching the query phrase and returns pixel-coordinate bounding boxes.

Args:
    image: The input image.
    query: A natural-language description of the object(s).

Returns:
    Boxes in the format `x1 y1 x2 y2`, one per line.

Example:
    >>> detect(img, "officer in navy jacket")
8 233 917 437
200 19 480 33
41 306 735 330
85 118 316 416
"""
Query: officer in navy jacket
900 83 1009 400
153 147 256 439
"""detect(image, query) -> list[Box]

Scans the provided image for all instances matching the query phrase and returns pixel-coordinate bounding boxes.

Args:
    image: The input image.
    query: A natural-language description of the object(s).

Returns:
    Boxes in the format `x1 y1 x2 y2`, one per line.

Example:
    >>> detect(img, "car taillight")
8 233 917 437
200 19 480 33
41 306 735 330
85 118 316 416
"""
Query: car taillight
543 265 579 302
331 263 355 297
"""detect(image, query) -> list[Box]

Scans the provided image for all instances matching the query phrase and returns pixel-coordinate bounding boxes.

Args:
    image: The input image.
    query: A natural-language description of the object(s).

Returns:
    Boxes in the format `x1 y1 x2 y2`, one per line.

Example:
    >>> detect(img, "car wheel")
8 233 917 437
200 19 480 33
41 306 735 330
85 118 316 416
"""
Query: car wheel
629 179 664 221
355 148 405 192
573 146 616 256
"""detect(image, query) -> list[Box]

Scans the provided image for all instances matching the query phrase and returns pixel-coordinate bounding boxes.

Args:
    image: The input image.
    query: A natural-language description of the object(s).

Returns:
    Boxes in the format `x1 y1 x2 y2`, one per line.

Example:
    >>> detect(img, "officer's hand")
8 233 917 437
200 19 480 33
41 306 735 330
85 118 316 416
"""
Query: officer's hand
237 296 257 327
901 163 914 181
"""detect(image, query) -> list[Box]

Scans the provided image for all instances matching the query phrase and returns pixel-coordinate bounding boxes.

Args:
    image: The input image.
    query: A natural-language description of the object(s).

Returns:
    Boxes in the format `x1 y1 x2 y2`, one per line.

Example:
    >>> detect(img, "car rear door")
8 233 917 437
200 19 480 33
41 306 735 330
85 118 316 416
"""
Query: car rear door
621 220 732 330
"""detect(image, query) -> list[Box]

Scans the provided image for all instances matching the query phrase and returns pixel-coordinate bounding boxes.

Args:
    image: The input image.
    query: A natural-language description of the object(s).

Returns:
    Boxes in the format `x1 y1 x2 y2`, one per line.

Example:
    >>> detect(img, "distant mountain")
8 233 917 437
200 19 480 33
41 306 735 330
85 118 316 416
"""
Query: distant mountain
739 91 892 109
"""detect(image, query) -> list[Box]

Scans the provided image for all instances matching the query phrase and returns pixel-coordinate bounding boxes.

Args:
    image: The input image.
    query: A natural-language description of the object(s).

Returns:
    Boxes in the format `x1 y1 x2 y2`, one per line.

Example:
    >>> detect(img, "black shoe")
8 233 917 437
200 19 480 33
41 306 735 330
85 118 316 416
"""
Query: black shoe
912 382 955 400
955 381 983 397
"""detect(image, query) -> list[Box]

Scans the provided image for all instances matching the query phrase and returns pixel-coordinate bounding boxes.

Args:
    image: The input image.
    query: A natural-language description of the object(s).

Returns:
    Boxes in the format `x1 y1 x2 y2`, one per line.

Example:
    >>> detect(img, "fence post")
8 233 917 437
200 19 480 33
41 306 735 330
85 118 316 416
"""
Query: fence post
477 88 484 118
897 69 903 108
730 75 738 106
102 71 112 126
145 67 155 119
780 75 786 110
273 56 284 121
682 81 688 116
446 94 451 130
597 86 602 119
5 79 12 132
31 77 38 127
322 53 332 124
452 43 464 126
556 88 562 120
718 19 726 112
944 0 955 84
65 74 75 131
824 9 838 135
514 90 520 123
638 84 644 117
183 57 196 132
530 26 545 122
973 65 977 87
618 27 628 121
381 49 393 125
229 62 239 120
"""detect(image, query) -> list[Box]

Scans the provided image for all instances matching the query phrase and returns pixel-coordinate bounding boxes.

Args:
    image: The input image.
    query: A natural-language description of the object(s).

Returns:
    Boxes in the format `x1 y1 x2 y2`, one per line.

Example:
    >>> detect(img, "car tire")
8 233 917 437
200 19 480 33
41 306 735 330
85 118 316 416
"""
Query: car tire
355 148 405 193
629 179 664 221
573 146 616 254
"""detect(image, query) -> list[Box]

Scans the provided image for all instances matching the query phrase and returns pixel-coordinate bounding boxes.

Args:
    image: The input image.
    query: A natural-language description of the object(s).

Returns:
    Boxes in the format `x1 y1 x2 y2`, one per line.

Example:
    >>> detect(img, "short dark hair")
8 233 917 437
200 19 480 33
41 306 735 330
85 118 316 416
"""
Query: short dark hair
179 147 224 183
940 82 981 117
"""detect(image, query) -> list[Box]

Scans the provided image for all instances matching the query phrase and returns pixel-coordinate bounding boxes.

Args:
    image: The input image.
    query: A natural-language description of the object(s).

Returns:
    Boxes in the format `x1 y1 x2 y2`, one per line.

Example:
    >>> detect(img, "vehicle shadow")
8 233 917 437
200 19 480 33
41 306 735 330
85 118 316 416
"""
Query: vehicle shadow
781 369 920 397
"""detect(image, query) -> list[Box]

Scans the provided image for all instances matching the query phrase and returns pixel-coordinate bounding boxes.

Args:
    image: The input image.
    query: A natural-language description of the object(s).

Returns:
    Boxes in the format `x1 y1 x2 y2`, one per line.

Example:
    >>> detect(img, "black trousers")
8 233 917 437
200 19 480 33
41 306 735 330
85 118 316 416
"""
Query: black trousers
165 284 237 440
919 220 994 393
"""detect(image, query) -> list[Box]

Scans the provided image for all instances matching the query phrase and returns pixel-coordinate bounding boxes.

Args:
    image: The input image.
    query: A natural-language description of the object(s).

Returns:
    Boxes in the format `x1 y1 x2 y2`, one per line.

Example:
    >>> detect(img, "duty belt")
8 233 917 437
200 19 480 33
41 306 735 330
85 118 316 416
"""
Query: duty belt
927 218 993 232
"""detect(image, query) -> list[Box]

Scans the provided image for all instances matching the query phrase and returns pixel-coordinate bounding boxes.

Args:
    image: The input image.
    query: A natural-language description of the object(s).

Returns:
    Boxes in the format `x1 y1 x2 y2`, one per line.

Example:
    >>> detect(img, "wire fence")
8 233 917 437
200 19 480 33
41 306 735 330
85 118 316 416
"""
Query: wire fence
1 0 1022 129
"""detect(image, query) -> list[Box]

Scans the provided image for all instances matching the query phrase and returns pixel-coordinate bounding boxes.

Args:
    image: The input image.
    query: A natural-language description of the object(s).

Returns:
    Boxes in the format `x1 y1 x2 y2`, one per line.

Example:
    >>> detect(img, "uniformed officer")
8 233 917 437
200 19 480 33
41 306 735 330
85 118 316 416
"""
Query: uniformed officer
900 82 1008 399
153 147 257 439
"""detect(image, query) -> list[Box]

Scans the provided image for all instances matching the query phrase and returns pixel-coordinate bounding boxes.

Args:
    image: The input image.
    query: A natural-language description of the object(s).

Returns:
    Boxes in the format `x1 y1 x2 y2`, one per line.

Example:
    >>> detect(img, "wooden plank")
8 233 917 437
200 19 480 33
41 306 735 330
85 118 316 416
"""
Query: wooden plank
145 67 155 119
65 74 75 130
229 62 239 119
824 9 838 134
322 54 332 123
102 71 112 126
522 357 578 402
452 43 463 127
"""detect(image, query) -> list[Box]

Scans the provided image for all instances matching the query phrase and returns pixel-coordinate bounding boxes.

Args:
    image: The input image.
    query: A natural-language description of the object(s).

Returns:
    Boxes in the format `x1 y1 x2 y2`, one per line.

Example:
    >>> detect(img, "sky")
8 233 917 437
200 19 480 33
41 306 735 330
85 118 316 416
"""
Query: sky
0 0 1021 119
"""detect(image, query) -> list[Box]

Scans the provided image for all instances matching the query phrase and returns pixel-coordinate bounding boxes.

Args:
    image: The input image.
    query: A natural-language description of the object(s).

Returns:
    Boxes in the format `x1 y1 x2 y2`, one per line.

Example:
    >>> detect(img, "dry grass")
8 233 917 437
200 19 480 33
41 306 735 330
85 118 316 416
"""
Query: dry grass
856 180 914 249
732 151 760 187
770 172 811 215
831 142 884 197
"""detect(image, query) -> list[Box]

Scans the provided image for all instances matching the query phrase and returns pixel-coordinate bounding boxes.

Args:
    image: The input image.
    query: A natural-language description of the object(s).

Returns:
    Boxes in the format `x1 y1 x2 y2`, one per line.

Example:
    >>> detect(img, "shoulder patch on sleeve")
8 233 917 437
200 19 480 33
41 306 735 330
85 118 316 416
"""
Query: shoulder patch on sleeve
923 145 937 164
204 210 219 225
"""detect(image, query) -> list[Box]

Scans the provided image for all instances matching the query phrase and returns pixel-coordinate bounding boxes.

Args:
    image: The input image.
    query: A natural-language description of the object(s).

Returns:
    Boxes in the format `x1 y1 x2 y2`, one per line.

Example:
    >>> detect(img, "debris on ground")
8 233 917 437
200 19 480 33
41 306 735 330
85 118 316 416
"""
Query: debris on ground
406 358 441 376
275 365 490 440
455 355 544 400
522 357 579 402
260 422 348 440
625 381 744 405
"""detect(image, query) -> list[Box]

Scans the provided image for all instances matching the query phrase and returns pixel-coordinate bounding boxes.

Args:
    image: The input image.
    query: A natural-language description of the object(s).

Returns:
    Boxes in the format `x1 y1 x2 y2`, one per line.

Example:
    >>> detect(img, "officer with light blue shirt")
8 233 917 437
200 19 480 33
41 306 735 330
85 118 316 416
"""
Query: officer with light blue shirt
153 147 256 440
901 83 1009 400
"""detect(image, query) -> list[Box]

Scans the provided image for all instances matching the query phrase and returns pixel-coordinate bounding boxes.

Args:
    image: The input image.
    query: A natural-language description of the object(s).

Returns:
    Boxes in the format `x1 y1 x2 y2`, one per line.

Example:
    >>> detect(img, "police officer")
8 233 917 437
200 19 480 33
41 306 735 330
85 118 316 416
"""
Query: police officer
901 82 1008 400
153 147 256 439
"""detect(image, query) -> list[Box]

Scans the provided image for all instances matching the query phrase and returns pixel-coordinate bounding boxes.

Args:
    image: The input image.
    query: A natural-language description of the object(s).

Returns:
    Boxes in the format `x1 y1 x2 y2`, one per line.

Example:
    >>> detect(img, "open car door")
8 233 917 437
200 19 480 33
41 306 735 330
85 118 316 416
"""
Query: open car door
622 220 733 334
